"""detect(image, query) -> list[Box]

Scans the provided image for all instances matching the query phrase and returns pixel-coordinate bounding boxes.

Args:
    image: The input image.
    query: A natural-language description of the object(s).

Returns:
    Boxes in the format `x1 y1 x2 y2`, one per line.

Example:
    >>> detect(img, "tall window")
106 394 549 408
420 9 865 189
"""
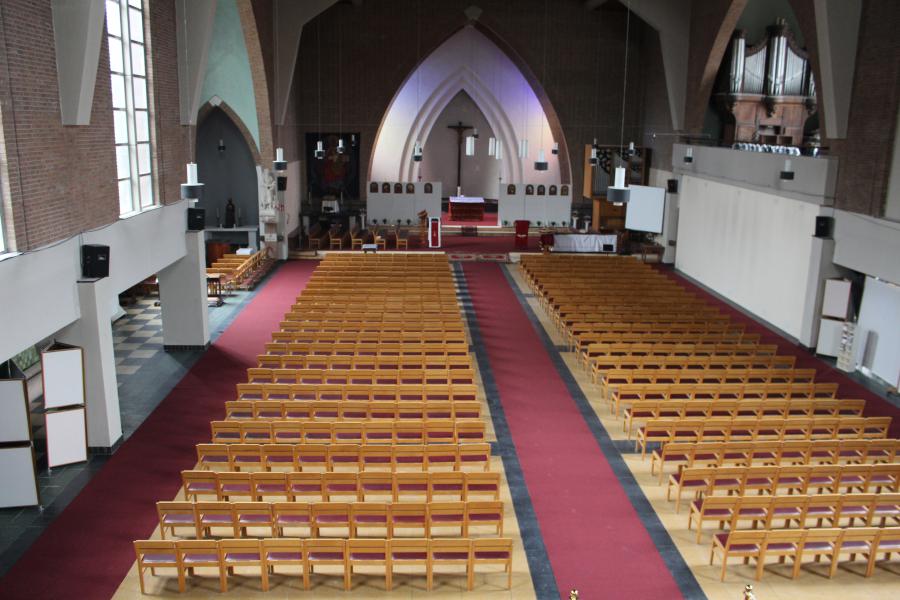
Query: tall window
106 0 155 215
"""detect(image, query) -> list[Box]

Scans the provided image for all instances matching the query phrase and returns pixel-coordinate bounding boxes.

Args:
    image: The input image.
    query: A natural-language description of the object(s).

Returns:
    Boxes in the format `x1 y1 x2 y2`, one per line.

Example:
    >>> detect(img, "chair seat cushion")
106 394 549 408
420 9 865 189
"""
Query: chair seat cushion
267 552 302 561
143 553 177 564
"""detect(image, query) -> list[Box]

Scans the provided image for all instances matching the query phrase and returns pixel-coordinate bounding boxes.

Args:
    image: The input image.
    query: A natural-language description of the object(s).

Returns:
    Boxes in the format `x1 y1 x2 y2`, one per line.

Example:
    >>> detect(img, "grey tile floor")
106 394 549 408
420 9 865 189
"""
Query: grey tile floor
0 265 280 576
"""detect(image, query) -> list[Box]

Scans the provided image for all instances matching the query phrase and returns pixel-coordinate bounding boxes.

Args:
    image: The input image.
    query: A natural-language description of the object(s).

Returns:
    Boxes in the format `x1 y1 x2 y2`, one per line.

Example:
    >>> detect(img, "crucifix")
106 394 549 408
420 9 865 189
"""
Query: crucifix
447 120 473 194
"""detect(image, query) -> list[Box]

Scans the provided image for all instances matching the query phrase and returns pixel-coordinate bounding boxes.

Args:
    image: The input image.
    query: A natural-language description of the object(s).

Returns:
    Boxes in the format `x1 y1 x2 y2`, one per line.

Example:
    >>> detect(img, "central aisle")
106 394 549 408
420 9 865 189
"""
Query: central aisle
462 262 682 598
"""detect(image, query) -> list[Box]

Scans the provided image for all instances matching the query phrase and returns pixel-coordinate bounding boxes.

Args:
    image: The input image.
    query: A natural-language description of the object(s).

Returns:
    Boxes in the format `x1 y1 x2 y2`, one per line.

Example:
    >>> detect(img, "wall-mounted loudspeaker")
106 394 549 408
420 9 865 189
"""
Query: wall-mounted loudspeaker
277 177 288 191
814 216 833 238
187 208 206 231
81 244 109 279
667 179 678 194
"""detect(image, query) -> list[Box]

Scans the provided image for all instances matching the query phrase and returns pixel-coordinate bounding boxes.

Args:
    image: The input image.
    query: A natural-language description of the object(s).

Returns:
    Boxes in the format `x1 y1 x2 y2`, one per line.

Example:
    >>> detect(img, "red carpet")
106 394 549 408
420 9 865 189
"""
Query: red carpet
660 267 900 437
462 262 681 598
440 209 499 227
0 261 317 600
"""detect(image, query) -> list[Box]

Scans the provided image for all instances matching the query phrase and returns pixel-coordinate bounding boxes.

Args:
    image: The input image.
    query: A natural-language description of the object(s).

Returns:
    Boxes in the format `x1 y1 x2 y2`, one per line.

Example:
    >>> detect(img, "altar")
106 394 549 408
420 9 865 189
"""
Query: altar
552 233 617 253
448 196 485 221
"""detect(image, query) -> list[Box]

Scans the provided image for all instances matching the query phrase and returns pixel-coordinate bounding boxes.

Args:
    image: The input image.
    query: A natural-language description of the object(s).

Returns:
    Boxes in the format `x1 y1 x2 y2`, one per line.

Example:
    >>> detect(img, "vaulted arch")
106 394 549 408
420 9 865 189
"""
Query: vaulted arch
369 26 570 187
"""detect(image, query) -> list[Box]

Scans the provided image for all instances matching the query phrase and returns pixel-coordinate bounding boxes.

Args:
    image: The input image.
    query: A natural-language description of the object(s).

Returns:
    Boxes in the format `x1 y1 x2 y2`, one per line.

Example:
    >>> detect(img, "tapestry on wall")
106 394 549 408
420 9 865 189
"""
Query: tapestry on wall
305 132 360 200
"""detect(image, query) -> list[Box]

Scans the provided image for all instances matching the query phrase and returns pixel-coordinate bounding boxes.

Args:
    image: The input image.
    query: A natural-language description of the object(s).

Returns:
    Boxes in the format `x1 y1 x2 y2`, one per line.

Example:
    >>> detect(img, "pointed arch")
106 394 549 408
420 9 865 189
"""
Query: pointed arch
197 99 262 165
369 26 571 187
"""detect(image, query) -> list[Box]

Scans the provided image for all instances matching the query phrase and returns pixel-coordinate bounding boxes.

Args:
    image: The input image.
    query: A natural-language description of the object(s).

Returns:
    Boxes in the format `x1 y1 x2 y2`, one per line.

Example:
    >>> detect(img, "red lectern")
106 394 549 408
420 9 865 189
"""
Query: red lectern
514 220 529 250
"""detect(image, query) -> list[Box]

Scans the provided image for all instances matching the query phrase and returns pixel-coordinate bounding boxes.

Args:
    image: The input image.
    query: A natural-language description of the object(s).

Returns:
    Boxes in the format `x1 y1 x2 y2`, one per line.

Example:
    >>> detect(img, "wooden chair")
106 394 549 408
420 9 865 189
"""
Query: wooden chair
134 540 179 594
272 502 311 537
176 539 224 592
348 538 389 590
429 538 470 591
350 225 365 250
219 538 266 592
388 539 428 591
394 226 409 250
328 228 343 250
156 501 197 540
305 539 349 591
470 538 513 590
261 538 305 587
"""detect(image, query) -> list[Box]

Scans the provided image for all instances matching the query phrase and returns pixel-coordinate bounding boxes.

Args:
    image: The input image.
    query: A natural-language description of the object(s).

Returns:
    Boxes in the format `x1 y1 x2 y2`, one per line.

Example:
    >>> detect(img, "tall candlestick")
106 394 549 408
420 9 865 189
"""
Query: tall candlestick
276 147 284 162
187 163 198 185
614 166 626 188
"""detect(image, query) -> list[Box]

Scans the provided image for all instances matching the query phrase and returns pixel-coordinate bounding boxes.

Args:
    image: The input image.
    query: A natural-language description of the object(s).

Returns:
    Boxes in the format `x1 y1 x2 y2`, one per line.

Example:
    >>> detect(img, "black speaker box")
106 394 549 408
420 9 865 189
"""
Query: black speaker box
187 207 206 231
81 244 109 279
667 179 679 194
814 216 833 238
277 176 288 191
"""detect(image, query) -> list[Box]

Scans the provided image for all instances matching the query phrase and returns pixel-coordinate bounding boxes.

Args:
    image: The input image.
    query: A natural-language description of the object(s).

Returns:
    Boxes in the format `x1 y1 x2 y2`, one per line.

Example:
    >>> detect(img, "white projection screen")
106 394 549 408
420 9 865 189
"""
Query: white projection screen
46 407 88 467
41 346 85 410
0 379 31 443
625 185 666 233
0 446 39 508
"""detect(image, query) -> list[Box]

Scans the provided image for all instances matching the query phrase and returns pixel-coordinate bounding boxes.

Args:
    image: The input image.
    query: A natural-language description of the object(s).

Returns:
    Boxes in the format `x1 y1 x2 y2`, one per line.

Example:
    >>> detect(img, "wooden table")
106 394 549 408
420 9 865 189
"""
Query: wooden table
640 243 665 263
448 196 485 221
206 273 225 306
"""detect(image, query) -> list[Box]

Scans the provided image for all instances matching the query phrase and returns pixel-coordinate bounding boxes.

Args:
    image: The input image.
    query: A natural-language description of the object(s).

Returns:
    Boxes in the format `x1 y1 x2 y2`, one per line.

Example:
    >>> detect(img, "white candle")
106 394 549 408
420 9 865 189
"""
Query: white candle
186 163 198 184
614 166 626 188
276 147 284 162
628 141 635 152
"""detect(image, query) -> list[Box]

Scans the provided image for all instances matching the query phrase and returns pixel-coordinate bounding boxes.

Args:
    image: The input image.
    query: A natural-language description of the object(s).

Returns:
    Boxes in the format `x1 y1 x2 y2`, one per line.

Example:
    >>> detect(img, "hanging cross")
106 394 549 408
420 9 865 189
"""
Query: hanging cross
447 121 473 193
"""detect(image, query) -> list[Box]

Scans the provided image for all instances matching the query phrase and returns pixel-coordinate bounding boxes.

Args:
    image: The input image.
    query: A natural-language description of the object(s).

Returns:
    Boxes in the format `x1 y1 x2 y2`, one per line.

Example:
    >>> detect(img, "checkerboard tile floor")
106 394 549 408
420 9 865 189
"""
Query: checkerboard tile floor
113 297 164 383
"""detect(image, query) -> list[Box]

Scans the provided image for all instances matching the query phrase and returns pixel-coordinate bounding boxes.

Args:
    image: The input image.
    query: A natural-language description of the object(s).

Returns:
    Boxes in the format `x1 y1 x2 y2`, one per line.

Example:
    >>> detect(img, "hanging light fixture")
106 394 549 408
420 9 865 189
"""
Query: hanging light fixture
336 15 345 155
179 2 202 201
413 140 423 162
534 0 550 172
552 142 559 155
608 0 632 204
273 147 287 171
412 0 424 163
315 20 324 161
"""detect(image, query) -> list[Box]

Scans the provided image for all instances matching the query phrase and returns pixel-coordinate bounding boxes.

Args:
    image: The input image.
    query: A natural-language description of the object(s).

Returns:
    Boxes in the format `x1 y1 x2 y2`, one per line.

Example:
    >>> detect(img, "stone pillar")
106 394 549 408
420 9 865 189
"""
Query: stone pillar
56 278 122 448
158 230 210 349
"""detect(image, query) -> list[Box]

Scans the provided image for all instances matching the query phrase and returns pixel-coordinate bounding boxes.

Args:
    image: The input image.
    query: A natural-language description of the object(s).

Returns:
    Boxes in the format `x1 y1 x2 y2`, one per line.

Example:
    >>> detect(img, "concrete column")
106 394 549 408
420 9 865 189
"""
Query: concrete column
158 231 210 349
56 278 122 448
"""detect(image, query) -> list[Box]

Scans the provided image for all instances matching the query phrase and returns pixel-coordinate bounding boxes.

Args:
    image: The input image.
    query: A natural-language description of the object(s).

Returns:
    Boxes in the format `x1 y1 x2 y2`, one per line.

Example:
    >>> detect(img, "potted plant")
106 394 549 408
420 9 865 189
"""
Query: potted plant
406 219 412 225
503 220 509 227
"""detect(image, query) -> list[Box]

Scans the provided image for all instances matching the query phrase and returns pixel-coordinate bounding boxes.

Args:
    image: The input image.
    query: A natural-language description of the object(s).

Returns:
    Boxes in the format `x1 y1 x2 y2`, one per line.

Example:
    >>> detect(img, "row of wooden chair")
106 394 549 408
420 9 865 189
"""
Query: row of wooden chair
256 353 473 370
225 399 482 421
589 354 797 382
245 368 475 386
235 383 478 402
636 416 892 457
263 340 469 355
585 344 781 374
667 463 900 511
710 526 900 581
623 398 866 438
610 381 842 416
157 500 504 540
271 331 468 345
210 419 486 445
182 469 501 504
689 492 900 542
599 367 817 396
650 439 900 484
196 443 493 473
134 537 513 593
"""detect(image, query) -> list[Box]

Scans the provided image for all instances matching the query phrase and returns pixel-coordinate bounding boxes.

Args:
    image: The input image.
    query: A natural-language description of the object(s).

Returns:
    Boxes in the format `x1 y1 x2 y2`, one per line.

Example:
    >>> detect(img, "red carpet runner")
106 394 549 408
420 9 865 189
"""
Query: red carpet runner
0 261 317 600
462 262 681 598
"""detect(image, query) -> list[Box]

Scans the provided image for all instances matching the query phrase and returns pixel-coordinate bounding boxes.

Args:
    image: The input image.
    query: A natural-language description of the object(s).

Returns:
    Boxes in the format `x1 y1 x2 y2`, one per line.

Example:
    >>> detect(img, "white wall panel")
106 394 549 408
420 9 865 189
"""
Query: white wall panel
676 175 821 341
856 277 900 387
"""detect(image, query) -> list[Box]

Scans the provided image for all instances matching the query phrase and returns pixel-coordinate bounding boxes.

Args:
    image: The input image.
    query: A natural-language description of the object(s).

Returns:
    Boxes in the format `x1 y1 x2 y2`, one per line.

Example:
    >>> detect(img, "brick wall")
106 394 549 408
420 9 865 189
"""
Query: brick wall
833 0 900 216
147 0 192 206
0 0 117 251
287 0 666 201
0 0 190 251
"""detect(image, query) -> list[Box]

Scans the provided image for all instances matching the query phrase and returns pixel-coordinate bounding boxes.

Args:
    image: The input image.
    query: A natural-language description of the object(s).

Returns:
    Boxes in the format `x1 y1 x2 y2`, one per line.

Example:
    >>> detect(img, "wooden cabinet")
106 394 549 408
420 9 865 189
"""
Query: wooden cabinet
582 144 651 232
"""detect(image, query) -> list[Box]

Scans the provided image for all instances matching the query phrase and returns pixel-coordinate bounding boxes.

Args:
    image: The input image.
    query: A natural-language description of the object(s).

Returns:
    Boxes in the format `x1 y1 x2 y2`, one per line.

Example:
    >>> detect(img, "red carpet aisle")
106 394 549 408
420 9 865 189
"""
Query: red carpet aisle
0 261 317 600
659 268 900 438
462 262 682 598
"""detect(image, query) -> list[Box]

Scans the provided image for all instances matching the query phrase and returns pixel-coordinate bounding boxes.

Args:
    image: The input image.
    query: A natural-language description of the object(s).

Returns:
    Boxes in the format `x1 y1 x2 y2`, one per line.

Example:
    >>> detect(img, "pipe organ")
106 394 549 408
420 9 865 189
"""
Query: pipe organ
715 19 816 146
